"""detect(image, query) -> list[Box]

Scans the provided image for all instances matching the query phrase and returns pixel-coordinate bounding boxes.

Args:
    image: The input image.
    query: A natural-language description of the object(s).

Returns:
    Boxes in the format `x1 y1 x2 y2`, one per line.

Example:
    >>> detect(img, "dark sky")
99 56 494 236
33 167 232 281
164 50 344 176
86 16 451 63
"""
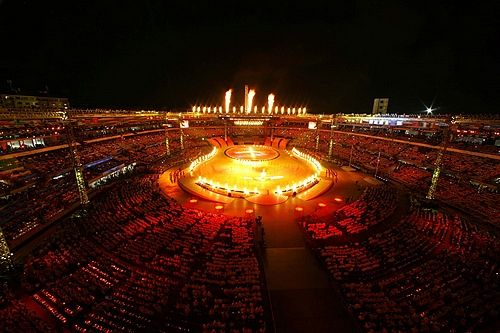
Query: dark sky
0 0 499 114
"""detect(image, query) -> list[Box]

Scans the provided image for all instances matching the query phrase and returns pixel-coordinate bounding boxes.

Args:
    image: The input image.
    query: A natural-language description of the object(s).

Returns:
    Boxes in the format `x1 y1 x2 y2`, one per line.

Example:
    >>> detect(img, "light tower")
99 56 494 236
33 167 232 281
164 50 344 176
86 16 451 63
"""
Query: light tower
179 116 185 151
62 111 89 206
164 112 171 156
328 116 335 157
374 151 381 178
426 117 452 200
315 117 320 151
0 226 14 274
165 133 171 156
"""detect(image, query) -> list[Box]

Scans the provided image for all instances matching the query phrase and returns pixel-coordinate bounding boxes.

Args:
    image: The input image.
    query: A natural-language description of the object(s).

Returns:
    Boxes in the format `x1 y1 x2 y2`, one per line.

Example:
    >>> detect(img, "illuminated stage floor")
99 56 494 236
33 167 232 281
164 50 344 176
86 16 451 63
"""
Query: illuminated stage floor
180 145 322 203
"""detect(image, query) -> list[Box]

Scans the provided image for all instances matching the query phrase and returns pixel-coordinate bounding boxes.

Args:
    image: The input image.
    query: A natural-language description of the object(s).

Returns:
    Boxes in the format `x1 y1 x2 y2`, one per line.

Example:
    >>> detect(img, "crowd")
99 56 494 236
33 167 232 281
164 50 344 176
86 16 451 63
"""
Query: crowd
0 121 498 332
0 286 56 333
3 122 497 222
2 123 497 256
283 128 499 225
2 174 268 332
300 186 396 242
0 175 79 243
0 119 165 155
300 191 499 332
0 132 207 247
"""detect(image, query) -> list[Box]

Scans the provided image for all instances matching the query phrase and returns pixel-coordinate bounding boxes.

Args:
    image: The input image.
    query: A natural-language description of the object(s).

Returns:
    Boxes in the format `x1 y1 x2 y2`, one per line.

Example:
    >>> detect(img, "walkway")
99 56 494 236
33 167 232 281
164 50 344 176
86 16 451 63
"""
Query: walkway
255 169 366 333
259 197 356 333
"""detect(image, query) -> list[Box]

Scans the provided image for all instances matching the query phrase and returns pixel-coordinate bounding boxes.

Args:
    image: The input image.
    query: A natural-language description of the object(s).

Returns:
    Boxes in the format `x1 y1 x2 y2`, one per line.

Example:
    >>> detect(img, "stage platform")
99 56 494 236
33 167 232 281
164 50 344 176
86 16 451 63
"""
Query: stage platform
159 167 235 203
177 174 235 204
297 179 333 201
185 145 321 202
160 145 337 205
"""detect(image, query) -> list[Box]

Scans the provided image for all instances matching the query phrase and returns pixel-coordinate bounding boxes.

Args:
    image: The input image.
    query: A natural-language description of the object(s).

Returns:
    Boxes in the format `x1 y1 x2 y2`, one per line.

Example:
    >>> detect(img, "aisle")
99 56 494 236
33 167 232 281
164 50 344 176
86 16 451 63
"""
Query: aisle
256 196 358 333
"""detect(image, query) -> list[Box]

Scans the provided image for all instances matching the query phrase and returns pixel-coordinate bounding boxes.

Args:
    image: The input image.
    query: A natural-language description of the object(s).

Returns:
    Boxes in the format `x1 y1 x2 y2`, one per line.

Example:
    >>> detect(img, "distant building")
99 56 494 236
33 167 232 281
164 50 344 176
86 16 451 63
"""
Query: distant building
0 94 69 109
372 98 389 114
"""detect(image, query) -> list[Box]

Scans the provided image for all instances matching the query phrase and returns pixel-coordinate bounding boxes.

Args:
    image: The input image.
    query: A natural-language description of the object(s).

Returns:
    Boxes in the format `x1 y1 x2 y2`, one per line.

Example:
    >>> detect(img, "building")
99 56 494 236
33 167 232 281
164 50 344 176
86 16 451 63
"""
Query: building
372 98 389 114
0 94 69 109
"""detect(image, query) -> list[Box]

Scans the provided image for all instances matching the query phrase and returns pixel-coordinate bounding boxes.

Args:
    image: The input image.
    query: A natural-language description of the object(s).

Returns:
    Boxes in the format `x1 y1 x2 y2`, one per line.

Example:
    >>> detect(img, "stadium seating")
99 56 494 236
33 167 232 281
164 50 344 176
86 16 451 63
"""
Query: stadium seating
17 175 267 332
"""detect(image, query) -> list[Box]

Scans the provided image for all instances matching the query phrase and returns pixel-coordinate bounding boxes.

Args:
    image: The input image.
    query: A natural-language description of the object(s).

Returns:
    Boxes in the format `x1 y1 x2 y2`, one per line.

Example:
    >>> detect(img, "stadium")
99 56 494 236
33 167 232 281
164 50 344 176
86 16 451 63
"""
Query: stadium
0 91 499 332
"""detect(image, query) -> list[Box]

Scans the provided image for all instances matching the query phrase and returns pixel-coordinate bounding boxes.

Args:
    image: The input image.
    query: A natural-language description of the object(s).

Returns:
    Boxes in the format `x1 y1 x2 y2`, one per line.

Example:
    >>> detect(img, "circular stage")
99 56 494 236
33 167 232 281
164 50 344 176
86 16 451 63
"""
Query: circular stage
225 145 280 161
179 145 322 203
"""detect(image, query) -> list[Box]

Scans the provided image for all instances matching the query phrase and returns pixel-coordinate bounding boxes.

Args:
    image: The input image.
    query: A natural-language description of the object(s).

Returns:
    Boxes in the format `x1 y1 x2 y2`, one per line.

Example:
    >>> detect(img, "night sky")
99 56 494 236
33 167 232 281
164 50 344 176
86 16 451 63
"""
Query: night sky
0 0 499 114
